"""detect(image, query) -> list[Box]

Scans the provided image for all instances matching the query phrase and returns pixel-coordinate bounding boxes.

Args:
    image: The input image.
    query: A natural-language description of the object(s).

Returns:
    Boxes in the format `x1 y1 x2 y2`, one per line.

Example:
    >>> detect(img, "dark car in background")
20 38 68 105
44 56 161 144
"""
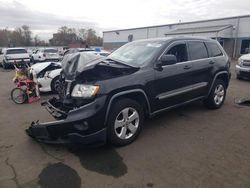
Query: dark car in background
27 37 231 146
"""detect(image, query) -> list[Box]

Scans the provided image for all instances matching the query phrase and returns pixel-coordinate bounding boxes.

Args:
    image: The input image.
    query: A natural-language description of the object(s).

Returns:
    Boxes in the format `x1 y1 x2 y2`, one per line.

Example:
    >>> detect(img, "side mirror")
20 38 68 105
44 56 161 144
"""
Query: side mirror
158 54 177 66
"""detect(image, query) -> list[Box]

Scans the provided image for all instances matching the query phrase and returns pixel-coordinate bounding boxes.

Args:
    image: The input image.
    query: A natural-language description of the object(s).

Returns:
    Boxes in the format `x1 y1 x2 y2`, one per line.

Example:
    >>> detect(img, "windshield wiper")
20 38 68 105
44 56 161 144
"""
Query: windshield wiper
105 58 138 68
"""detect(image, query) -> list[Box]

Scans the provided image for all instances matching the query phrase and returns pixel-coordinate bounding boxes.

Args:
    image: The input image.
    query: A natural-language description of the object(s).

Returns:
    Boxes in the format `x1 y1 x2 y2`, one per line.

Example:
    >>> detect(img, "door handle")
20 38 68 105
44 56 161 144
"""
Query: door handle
184 65 192 69
209 60 215 64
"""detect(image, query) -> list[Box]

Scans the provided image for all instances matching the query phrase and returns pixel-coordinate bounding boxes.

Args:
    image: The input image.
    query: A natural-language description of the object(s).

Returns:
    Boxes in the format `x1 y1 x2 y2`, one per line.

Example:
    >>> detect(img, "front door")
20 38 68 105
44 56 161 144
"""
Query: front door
152 41 196 112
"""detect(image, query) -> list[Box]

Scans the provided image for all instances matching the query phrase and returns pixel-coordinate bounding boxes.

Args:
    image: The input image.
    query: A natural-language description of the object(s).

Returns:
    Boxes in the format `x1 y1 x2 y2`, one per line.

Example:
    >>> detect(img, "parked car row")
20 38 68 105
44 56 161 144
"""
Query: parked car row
0 46 111 93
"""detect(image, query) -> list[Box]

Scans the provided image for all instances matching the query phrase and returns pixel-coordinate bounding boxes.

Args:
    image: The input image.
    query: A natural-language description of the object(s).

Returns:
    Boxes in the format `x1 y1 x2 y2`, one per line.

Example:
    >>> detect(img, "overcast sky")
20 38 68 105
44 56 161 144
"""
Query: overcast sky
0 0 250 40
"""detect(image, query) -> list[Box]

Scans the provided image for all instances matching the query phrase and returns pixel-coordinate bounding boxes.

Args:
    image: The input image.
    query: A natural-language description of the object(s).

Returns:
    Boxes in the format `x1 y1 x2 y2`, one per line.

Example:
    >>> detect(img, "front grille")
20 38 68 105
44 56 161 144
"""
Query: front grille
243 60 250 67
240 71 250 78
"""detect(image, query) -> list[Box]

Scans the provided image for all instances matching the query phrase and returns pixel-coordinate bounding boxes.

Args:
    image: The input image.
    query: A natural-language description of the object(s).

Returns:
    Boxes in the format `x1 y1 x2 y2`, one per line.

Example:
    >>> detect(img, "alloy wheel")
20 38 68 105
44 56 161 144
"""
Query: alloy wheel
114 107 139 140
214 84 225 105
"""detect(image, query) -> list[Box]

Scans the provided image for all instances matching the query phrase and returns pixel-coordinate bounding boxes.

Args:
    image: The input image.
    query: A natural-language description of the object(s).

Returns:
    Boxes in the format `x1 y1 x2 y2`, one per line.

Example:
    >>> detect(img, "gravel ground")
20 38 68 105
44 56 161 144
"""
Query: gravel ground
0 61 250 188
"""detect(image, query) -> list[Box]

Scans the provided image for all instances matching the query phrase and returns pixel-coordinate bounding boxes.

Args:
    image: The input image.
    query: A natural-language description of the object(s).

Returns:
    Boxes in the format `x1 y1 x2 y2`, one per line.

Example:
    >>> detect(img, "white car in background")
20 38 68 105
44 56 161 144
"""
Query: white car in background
31 48 60 63
0 48 31 69
58 46 69 56
31 62 62 93
236 54 250 79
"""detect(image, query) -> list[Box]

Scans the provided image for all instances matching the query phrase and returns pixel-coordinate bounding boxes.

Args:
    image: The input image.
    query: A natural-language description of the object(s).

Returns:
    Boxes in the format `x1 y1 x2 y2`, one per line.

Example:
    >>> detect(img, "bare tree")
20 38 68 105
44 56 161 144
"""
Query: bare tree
22 25 32 46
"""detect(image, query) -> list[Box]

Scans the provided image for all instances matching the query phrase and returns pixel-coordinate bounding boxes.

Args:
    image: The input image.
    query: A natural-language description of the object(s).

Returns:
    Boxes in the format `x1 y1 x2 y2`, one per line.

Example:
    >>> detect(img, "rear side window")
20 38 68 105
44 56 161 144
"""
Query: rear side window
188 41 208 60
205 42 223 57
6 49 27 54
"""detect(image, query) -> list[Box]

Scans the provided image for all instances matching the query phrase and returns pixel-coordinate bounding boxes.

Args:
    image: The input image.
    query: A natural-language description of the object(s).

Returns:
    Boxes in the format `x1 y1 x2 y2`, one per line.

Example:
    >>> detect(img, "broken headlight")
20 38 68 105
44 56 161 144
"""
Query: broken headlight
71 84 99 98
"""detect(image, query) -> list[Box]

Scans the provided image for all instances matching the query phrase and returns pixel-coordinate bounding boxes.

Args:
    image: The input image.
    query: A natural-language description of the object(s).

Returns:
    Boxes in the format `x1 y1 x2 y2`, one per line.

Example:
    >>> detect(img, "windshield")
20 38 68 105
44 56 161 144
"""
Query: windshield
6 49 27 54
108 40 165 66
44 49 58 53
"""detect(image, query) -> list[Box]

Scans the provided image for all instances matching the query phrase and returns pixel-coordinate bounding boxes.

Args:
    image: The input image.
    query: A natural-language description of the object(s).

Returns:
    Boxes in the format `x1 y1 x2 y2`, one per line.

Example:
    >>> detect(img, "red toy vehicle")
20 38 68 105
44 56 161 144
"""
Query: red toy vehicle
11 62 40 104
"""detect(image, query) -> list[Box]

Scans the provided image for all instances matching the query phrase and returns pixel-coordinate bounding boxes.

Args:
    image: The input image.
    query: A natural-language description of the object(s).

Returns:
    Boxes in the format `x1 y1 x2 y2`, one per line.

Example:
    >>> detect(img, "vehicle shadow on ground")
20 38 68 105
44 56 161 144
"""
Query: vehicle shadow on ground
37 142 128 178
143 101 206 130
36 102 204 183
68 145 128 178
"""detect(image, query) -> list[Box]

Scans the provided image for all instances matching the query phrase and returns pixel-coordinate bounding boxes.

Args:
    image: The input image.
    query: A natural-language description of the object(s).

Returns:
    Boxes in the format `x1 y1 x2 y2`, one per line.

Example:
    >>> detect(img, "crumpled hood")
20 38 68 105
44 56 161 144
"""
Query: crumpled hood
31 62 61 74
61 52 105 80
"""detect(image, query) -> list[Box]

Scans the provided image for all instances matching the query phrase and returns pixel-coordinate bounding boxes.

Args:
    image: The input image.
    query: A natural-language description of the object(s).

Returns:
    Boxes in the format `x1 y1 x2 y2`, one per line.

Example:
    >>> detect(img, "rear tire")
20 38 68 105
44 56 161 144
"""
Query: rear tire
11 88 27 104
236 74 242 80
204 79 226 109
107 98 144 146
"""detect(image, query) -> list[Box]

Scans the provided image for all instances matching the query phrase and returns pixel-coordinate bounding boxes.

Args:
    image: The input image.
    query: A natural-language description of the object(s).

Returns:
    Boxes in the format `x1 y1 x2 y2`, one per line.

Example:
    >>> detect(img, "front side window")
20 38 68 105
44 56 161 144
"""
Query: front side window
166 43 188 63
108 40 165 67
188 41 208 60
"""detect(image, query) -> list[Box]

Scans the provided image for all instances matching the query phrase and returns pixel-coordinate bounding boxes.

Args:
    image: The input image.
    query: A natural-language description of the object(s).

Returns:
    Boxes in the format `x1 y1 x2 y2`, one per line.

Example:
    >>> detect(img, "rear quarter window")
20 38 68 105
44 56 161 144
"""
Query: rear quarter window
205 42 223 57
188 41 208 60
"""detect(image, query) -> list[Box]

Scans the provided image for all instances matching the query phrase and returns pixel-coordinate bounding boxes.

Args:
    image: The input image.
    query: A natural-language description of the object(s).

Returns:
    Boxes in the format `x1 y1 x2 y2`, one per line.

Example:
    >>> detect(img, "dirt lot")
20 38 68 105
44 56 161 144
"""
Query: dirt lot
0 61 250 188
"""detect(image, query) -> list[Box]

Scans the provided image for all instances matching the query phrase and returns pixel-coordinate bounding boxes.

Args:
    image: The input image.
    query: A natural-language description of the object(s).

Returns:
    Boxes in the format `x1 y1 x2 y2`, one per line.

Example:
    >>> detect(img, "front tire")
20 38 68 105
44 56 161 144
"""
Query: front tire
107 98 144 146
236 74 242 80
51 76 60 94
204 79 226 109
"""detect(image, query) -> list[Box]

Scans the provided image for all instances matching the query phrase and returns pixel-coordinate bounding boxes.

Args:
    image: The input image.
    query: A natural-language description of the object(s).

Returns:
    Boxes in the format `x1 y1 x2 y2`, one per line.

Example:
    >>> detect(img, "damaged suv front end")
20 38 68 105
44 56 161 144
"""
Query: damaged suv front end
26 52 139 145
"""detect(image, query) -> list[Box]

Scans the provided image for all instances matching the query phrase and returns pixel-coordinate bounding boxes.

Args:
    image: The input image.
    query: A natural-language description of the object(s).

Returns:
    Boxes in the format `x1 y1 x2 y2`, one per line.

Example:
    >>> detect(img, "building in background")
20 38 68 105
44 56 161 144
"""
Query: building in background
103 15 250 58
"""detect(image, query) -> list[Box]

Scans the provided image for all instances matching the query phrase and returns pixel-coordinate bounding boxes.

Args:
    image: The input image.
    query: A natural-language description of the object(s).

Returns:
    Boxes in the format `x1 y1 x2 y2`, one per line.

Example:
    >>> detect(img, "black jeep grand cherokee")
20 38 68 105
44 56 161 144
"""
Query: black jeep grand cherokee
26 37 231 146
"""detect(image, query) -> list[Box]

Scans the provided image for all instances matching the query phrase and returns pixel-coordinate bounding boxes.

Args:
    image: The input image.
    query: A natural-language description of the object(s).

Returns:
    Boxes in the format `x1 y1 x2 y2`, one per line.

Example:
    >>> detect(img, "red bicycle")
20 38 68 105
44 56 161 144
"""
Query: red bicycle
11 63 40 104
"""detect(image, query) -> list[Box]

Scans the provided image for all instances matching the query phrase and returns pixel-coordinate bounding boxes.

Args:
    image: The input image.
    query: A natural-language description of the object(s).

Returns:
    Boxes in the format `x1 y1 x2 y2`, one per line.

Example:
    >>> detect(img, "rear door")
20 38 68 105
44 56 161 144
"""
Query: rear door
152 41 196 112
186 40 212 98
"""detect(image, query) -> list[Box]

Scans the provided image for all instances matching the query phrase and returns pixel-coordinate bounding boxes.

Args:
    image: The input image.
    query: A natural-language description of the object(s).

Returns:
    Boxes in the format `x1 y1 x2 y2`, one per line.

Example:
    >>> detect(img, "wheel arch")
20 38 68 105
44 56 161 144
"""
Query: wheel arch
104 89 151 125
207 71 230 97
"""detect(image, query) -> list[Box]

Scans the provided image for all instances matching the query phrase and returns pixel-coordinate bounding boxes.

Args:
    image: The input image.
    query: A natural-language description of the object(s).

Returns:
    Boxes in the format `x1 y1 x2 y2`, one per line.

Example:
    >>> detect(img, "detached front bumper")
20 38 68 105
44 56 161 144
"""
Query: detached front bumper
26 96 107 145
